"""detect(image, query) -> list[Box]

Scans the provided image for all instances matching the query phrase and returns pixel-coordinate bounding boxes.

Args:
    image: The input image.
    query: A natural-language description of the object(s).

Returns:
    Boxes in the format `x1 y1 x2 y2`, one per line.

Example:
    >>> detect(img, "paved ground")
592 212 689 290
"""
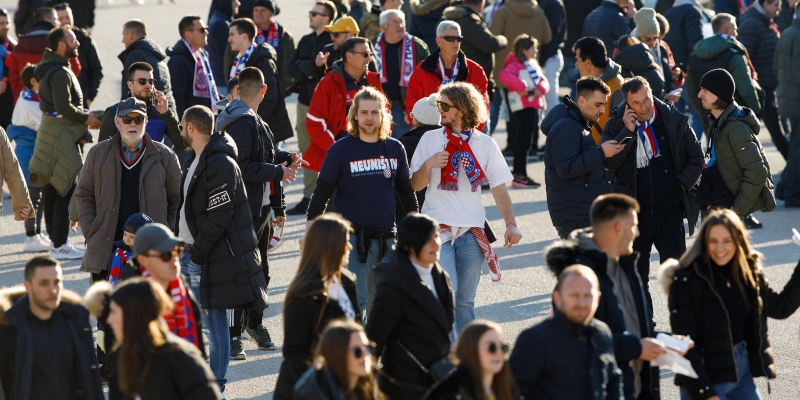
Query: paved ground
0 0 798 398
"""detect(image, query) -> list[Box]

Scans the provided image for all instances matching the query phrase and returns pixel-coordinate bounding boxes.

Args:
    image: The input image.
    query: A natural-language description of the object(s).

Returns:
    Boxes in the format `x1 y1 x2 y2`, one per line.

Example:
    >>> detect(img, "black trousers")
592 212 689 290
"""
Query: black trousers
633 210 686 319
25 186 45 237
511 107 540 176
778 117 800 205
555 220 590 240
231 205 272 335
42 184 74 248
762 87 789 160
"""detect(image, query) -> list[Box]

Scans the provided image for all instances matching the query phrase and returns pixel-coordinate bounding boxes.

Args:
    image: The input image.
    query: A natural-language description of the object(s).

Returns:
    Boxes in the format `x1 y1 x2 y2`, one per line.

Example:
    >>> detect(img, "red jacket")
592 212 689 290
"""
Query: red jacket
405 49 489 130
305 63 383 172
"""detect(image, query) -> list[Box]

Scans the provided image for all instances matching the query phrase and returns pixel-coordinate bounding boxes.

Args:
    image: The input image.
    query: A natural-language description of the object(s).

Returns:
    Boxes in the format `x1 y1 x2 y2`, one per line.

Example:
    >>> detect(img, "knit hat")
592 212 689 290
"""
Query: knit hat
634 8 659 37
700 69 735 104
411 95 441 126
253 0 279 15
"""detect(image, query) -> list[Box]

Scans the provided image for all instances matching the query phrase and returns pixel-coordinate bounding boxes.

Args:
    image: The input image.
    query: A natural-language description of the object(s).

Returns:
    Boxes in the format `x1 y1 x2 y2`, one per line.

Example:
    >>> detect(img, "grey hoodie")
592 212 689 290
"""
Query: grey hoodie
215 99 256 132
599 59 624 107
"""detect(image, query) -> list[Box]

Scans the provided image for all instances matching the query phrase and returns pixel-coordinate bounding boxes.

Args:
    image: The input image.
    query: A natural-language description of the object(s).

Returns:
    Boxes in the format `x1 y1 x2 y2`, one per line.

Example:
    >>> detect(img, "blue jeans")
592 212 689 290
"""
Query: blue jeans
489 89 504 135
347 235 396 319
680 341 762 400
183 251 230 391
439 231 484 334
391 104 412 139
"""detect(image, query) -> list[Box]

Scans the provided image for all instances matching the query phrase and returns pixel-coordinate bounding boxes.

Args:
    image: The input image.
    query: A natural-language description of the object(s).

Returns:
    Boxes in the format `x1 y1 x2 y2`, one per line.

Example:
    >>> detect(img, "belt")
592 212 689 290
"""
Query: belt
354 228 395 264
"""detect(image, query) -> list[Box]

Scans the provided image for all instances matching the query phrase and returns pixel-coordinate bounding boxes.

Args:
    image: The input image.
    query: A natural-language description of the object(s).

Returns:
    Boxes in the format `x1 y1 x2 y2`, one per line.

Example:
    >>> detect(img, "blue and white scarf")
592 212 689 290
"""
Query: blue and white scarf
523 59 541 86
183 40 220 110
715 33 736 44
635 107 660 168
374 32 416 87
438 54 460 85
230 42 257 79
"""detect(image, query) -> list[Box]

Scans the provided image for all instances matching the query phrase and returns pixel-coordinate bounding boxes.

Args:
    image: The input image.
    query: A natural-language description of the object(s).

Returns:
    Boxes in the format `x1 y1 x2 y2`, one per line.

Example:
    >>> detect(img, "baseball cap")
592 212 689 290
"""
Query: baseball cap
116 97 147 117
324 16 360 34
133 223 184 256
124 213 153 234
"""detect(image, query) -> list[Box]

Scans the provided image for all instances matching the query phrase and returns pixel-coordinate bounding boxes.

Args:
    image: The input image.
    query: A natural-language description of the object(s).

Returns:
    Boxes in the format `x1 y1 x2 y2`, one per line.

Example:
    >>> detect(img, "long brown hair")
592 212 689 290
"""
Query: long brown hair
283 214 354 319
346 86 392 141
314 320 383 400
452 320 519 400
512 33 538 64
679 209 759 293
111 278 172 396
438 82 488 130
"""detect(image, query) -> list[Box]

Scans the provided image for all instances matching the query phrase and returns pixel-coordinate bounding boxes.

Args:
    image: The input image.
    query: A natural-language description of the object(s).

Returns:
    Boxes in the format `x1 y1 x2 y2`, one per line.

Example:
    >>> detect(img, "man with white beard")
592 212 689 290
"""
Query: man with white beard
74 97 182 284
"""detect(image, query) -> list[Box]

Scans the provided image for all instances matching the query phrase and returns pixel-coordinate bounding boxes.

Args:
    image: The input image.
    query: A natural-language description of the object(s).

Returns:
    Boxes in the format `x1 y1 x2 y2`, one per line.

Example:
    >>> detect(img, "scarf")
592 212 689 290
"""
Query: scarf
716 33 758 80
230 42 257 79
437 54 460 85
522 59 541 86
183 40 220 110
634 107 660 169
107 247 131 286
255 20 280 50
140 265 201 349
21 88 39 102
440 224 501 283
439 126 489 191
374 32 416 87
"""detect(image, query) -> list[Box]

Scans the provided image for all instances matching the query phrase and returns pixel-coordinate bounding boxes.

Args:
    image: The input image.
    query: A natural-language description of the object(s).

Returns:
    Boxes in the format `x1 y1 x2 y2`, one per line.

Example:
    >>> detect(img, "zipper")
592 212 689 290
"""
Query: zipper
695 265 739 381
210 183 227 194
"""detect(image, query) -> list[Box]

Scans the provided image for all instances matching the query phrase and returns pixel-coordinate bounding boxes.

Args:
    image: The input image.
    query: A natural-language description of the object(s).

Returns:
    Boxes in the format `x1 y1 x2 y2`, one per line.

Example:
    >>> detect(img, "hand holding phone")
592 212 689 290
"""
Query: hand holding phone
623 103 637 132
617 136 633 145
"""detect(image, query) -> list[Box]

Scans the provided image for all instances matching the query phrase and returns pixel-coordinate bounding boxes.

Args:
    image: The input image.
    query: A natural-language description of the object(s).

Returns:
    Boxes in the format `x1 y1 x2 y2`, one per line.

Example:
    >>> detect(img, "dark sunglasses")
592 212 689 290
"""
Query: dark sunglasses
349 344 375 359
140 245 184 262
440 35 463 43
121 116 145 125
487 342 510 355
436 100 457 112
130 78 155 86
191 26 209 33
349 51 372 58
309 10 328 18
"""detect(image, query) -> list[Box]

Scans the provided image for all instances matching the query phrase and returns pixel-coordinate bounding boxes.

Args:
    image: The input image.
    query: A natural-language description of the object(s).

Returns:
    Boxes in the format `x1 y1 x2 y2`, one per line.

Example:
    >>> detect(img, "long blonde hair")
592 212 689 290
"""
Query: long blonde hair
346 86 392 141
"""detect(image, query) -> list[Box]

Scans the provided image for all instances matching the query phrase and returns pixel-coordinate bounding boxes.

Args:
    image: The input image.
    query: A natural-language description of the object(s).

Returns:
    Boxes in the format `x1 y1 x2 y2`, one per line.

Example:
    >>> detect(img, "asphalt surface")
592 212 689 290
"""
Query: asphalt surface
0 0 798 399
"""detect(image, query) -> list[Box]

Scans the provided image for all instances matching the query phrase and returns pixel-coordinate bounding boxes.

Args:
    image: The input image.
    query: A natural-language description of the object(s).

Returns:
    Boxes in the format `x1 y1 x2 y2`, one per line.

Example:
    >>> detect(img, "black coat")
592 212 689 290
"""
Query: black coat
545 233 660 400
601 98 703 235
0 287 104 400
244 43 294 142
422 366 481 400
286 31 332 106
582 2 633 59
508 311 623 400
663 258 800 400
166 40 214 119
118 37 176 113
366 250 455 400
178 131 268 312
614 43 666 100
274 269 360 400
563 0 602 58
538 0 567 63
106 335 220 400
294 365 349 400
74 27 103 102
738 6 780 89
541 96 609 227
662 3 704 67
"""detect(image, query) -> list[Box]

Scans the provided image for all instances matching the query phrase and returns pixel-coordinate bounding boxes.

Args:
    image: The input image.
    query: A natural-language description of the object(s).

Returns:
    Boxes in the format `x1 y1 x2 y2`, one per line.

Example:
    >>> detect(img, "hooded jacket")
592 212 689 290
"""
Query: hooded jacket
443 4 508 91
166 40 214 119
177 131 268 312
595 59 625 144
242 43 294 142
775 19 800 119
489 0 552 89
659 257 800 400
583 1 632 59
499 52 550 110
545 230 659 400
0 287 104 400
662 1 704 67
305 63 383 172
118 37 176 113
738 5 780 89
614 43 666 100
216 99 292 218
541 96 609 227
601 97 703 235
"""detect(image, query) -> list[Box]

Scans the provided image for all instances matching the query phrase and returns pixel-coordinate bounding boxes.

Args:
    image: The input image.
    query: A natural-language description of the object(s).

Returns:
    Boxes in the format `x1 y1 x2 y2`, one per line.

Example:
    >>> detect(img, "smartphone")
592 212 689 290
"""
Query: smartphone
617 136 633 145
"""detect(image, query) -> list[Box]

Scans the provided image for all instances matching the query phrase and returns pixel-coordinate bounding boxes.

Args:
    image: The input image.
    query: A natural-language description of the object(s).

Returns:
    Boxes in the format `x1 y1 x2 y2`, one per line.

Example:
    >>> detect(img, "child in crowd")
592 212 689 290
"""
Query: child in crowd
107 213 153 286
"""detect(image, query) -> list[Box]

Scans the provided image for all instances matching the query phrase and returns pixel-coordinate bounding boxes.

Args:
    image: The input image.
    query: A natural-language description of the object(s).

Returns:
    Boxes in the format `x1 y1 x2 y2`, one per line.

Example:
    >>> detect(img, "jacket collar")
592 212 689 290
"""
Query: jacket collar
420 48 469 81
0 286 85 328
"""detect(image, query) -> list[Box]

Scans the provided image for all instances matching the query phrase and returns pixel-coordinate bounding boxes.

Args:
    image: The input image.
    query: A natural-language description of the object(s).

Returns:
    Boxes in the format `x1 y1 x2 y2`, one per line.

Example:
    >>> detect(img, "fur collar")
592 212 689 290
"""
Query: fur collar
0 285 84 326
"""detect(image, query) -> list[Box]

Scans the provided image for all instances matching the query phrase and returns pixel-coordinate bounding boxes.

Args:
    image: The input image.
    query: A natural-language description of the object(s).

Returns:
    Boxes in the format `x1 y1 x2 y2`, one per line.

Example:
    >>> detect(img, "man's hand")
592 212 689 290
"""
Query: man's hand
70 220 80 234
290 152 309 170
640 338 667 361
86 113 102 129
503 225 522 248
19 206 31 219
425 151 450 169
153 89 169 114
623 103 637 132
272 215 286 226
280 162 297 184
315 52 330 67
601 140 625 158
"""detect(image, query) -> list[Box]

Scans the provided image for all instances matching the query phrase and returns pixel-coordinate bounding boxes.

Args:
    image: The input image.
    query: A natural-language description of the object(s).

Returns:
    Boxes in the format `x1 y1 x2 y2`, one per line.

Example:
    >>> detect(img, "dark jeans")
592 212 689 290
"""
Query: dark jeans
25 186 45 237
633 209 686 319
762 87 789 160
42 184 74 248
555 220 590 239
231 206 271 336
511 107 540 176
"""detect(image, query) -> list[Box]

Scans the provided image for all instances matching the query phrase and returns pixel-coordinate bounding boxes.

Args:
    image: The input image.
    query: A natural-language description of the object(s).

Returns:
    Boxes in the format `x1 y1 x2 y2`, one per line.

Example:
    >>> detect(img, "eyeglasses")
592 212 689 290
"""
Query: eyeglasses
487 342 510 355
440 36 463 43
130 78 155 86
309 10 328 18
349 344 375 359
436 100 457 112
140 246 184 262
349 51 372 58
191 26 209 33
121 116 145 125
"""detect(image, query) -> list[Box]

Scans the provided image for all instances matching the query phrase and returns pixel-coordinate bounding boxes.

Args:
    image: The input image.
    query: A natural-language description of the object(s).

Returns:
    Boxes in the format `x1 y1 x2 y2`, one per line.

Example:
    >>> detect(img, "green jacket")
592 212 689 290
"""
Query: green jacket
775 19 800 119
713 103 776 216
360 4 381 42
686 36 762 113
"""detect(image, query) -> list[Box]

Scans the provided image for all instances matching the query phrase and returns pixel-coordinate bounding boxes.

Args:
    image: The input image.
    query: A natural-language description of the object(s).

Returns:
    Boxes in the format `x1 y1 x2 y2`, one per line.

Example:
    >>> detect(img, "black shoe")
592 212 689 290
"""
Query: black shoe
512 175 541 188
230 336 246 360
286 197 310 216
502 148 515 157
246 324 277 350
743 214 763 229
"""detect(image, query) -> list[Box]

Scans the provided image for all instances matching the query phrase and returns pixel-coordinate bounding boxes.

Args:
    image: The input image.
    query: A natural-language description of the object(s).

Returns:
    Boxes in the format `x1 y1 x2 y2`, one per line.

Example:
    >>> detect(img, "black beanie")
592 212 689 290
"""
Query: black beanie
700 69 735 104
253 0 279 15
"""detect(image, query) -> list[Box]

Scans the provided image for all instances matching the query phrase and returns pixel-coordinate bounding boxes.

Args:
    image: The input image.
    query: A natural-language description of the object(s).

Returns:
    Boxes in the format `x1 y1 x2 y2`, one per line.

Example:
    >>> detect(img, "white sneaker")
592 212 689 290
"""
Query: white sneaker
23 236 50 252
50 243 85 260
38 234 52 247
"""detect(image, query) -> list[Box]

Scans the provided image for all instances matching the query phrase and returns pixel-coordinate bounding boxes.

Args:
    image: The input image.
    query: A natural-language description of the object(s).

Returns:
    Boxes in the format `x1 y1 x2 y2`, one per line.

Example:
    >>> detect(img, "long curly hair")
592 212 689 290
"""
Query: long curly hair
438 82 488 129
346 86 392 141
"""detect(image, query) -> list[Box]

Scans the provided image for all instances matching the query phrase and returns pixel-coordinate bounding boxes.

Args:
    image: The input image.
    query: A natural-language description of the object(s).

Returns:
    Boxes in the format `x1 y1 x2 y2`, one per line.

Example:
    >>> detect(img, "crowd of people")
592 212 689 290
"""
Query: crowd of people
0 0 797 399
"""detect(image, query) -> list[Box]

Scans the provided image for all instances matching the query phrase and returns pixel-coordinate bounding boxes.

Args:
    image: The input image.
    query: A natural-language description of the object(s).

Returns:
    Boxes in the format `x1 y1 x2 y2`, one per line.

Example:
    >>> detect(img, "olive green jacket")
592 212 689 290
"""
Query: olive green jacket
713 103 776 216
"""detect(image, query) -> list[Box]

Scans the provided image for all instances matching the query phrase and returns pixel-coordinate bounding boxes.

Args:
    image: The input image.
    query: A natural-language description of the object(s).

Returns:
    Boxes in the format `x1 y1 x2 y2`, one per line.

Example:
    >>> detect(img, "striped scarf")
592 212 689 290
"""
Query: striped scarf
230 42 257 79
374 32 416 87
635 107 660 168
140 265 201 349
106 248 131 286
255 20 280 50
183 40 220 109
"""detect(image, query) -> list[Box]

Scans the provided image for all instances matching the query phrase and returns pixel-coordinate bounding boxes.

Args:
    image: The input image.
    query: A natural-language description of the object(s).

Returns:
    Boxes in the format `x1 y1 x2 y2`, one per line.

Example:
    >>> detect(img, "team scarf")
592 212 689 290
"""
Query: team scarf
439 126 489 191
437 54 460 85
183 40 220 109
140 265 201 349
522 59 541 86
715 33 758 80
440 224 502 283
21 88 39 103
255 20 280 50
106 248 132 286
230 42 257 79
374 32 416 87
635 107 660 168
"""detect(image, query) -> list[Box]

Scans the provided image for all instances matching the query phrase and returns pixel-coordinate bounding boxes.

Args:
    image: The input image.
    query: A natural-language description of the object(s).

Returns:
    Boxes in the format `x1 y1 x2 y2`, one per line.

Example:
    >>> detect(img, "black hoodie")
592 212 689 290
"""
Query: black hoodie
118 37 176 113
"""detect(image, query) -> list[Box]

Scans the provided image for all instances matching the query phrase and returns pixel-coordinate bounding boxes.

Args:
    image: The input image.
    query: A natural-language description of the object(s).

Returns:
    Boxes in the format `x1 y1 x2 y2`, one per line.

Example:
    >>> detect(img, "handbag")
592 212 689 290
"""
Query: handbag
397 340 455 382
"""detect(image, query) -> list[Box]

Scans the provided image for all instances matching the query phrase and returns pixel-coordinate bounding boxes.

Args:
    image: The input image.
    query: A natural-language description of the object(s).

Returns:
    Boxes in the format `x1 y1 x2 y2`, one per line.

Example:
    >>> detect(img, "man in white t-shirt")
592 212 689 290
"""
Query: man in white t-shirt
410 81 522 334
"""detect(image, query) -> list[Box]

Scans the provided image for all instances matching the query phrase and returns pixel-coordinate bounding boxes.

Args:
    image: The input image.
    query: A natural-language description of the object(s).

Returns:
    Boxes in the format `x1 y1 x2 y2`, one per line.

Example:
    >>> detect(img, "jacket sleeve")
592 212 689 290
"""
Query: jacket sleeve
7 53 20 103
464 15 507 53
737 21 759 71
729 54 762 114
489 9 507 43
676 122 703 192
537 73 550 95
286 37 324 80
162 109 186 149
227 119 284 184
601 114 635 171
612 331 643 364
75 146 99 239
550 122 606 179
282 297 318 383
169 348 220 400
306 79 338 151
51 70 88 123
279 31 297 96
167 55 191 119
365 284 403 357
98 106 117 142
164 147 183 232
256 58 279 120
409 0 449 16
685 7 705 61
0 129 32 220
760 260 800 319
188 157 239 263
84 37 103 101
507 330 544 399
726 123 768 215
405 65 426 124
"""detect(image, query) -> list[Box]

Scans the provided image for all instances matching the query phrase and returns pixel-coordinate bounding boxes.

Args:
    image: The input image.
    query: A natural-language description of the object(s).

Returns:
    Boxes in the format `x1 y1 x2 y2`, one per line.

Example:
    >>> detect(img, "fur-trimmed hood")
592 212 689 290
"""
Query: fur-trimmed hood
0 285 84 327
657 255 764 297
543 228 601 277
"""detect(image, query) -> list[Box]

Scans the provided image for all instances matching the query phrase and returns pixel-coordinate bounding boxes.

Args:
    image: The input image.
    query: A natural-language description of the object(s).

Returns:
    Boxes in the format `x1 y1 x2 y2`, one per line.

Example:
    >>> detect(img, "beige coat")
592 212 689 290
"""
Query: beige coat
489 0 552 89
75 133 181 274
0 128 33 221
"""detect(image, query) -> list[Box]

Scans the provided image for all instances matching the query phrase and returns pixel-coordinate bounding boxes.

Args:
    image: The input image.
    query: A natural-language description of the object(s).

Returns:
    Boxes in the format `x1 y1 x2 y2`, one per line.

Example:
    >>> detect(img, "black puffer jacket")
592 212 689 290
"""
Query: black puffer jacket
614 43 666 100
662 3 704 67
243 43 294 142
294 365 349 400
738 5 780 89
178 132 268 312
118 37 176 113
165 40 214 119
563 0 602 58
541 96 609 227
661 257 800 400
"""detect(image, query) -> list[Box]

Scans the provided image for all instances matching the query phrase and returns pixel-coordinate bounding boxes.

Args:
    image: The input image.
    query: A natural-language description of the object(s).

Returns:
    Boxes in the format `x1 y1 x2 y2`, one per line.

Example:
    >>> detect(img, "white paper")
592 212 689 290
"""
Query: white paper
792 228 800 247
652 349 698 379
657 332 691 353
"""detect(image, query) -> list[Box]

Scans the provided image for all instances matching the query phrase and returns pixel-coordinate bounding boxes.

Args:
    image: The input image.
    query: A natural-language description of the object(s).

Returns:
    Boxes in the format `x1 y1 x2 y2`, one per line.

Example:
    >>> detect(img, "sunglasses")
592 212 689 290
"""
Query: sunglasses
140 245 184 262
130 78 155 86
349 344 375 359
436 100 457 112
191 26 209 33
440 36 463 43
309 10 328 18
121 116 145 125
487 342 510 354
349 51 372 58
